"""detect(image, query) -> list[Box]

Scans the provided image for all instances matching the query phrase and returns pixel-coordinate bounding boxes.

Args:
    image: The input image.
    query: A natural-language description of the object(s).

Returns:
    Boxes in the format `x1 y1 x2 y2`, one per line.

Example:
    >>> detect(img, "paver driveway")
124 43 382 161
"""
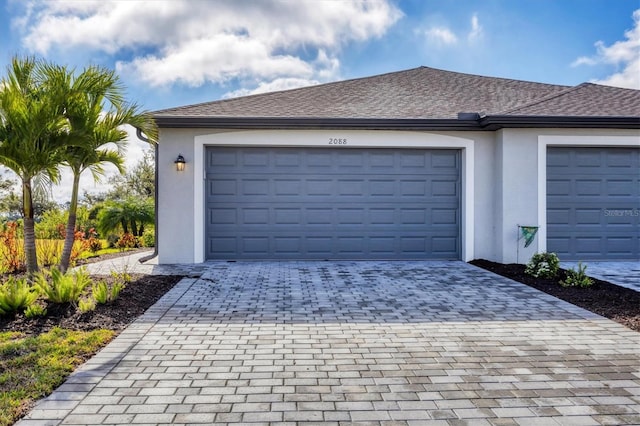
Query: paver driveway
20 261 640 426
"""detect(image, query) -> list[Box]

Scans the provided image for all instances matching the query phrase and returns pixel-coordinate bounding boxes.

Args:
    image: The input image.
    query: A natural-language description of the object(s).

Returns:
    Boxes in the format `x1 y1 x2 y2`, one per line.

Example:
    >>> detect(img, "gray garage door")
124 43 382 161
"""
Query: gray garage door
205 147 460 260
547 147 639 260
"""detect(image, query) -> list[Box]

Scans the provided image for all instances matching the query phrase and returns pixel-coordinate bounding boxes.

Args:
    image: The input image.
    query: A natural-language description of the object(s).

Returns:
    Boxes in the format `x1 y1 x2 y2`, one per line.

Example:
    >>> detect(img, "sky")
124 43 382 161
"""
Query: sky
0 0 639 203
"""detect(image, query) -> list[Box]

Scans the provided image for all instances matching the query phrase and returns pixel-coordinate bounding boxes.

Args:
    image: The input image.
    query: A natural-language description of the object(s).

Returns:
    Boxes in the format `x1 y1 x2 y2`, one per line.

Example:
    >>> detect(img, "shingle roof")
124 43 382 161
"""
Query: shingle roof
153 66 640 127
497 83 640 117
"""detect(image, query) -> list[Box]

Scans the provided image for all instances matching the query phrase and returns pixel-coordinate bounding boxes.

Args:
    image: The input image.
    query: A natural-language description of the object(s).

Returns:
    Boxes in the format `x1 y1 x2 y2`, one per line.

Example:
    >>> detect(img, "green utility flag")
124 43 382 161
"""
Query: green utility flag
520 226 539 248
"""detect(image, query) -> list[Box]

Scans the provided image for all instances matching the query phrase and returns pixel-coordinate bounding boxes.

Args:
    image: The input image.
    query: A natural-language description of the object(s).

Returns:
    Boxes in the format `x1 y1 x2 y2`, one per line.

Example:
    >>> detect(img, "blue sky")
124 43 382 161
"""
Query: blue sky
0 0 638 200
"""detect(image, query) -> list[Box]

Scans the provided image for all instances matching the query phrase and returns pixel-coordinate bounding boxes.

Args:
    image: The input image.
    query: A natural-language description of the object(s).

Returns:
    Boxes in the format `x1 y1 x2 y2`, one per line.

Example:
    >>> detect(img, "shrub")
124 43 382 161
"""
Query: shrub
106 234 119 248
560 262 594 288
525 252 560 279
70 231 90 265
88 237 102 253
78 297 96 313
0 276 39 316
92 280 125 305
0 222 25 273
25 304 47 319
36 238 62 267
141 228 155 248
116 233 138 250
35 267 92 305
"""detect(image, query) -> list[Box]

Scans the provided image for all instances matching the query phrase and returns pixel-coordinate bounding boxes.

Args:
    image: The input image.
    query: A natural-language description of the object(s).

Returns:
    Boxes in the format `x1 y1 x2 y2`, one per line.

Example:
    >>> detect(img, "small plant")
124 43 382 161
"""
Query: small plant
0 276 39 316
525 252 560 279
560 262 594 288
25 304 47 319
35 267 92 305
92 280 125 305
111 266 132 285
78 297 96 313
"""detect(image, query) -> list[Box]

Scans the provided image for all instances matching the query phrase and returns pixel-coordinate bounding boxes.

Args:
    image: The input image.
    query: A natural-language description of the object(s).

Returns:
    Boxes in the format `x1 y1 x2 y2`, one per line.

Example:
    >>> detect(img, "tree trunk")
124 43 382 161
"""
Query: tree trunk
131 220 138 237
120 219 128 234
22 179 38 274
59 173 80 273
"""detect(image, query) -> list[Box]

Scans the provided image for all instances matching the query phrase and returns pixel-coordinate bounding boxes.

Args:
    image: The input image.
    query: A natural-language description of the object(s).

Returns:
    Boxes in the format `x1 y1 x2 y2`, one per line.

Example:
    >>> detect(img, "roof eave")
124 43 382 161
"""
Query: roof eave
153 115 640 131
153 116 482 130
479 115 640 130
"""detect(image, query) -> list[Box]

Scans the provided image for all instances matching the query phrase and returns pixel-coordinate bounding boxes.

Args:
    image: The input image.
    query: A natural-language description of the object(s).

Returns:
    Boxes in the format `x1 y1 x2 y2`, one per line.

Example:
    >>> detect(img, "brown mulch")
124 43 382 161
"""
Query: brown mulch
470 259 640 332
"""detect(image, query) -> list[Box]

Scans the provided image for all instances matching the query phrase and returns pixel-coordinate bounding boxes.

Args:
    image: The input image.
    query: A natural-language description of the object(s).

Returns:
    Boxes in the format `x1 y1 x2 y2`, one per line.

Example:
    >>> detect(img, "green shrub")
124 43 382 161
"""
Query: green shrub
92 280 125 305
0 276 38 316
560 262 594 288
106 234 119 248
35 267 92 305
24 304 47 319
141 228 155 247
525 252 560 279
78 297 96 313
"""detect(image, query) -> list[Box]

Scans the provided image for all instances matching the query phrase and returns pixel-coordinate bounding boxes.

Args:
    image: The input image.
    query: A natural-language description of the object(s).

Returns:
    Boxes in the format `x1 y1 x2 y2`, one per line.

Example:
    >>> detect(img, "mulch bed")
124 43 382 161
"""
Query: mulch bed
1 248 181 335
0 273 183 336
470 259 640 332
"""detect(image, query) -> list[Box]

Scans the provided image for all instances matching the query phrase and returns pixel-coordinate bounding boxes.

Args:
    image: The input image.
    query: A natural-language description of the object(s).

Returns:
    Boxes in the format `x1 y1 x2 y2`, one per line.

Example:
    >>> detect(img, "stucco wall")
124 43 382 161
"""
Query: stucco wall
495 128 640 264
156 127 639 264
157 128 220 264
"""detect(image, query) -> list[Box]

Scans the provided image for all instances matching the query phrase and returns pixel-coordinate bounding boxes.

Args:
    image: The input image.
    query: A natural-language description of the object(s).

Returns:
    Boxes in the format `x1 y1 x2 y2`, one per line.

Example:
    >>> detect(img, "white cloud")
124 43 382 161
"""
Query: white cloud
572 9 640 89
424 27 458 46
418 13 484 47
223 78 321 99
17 0 402 88
468 13 483 42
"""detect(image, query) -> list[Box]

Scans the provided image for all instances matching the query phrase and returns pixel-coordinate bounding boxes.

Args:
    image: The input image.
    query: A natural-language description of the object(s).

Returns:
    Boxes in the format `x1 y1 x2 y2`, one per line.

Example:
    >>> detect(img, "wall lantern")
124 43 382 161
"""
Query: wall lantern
175 154 186 171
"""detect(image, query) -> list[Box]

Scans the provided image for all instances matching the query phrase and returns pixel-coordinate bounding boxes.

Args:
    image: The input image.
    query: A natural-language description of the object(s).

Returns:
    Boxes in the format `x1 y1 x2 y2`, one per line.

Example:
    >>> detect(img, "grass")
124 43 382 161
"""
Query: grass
0 328 115 426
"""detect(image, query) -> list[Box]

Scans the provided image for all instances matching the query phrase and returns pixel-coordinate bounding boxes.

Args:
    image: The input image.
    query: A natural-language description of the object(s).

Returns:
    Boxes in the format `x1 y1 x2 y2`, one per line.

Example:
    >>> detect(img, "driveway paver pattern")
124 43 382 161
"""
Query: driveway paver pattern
19 261 640 426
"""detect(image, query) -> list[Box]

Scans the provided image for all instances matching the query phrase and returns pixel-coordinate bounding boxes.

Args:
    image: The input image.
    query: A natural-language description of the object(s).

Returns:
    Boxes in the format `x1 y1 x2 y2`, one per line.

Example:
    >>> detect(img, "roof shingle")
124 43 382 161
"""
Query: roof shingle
153 66 640 123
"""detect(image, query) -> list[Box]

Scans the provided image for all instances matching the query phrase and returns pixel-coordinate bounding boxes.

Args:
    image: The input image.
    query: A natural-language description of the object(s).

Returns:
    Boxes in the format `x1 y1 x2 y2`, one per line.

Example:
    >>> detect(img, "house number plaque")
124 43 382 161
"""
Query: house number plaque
328 138 348 145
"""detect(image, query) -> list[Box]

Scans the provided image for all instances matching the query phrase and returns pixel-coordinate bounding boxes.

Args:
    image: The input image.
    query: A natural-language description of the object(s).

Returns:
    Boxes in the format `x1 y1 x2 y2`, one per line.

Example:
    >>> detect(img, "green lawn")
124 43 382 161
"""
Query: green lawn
0 328 114 426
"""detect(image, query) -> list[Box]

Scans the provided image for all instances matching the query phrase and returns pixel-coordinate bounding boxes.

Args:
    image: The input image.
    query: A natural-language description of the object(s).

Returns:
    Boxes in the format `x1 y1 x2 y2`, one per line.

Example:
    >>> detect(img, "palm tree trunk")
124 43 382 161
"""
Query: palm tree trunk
22 179 38 274
59 173 80 273
131 220 138 237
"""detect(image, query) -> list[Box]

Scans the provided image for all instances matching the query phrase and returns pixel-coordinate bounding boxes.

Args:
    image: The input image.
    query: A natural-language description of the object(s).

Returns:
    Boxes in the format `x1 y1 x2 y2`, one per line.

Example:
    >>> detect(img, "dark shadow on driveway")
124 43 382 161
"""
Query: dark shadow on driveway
157 261 597 325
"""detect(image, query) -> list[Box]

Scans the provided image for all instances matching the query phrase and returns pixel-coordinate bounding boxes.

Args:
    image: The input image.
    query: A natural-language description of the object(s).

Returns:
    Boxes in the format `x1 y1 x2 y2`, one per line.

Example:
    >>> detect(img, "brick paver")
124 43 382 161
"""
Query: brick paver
18 261 640 425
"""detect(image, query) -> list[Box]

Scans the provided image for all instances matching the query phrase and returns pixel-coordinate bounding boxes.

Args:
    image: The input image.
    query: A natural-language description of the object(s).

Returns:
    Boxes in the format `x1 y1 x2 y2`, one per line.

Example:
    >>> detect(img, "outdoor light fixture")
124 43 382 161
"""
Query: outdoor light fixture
175 154 186 171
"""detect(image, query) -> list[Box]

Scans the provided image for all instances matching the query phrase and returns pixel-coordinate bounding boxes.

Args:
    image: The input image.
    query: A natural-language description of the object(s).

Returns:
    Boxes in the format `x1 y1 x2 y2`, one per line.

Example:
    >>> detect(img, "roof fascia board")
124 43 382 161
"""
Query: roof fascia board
479 115 640 130
153 116 482 130
154 115 640 130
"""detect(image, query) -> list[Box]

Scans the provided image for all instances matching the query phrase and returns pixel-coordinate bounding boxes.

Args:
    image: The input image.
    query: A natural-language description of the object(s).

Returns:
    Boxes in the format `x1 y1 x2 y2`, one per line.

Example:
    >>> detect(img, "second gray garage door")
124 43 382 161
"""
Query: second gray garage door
547 147 639 260
206 147 460 260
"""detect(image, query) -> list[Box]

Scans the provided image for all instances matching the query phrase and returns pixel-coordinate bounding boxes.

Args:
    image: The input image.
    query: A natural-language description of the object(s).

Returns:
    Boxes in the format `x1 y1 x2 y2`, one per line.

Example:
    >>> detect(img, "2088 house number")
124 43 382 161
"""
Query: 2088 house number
329 138 347 145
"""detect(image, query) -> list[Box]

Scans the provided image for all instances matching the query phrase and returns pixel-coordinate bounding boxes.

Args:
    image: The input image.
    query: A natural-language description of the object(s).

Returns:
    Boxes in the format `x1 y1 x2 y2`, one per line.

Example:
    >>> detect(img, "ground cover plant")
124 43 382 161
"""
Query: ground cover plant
0 328 114 426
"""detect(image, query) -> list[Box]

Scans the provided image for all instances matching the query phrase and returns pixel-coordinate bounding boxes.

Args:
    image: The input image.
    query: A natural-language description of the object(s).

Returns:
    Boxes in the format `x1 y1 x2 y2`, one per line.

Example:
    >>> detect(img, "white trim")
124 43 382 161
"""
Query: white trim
537 135 640 254
194 130 475 262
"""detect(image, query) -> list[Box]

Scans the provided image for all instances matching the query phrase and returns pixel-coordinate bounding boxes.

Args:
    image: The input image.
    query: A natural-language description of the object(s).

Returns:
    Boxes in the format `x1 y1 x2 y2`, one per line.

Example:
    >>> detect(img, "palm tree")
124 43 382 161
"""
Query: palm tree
0 56 68 273
97 197 155 238
51 65 158 272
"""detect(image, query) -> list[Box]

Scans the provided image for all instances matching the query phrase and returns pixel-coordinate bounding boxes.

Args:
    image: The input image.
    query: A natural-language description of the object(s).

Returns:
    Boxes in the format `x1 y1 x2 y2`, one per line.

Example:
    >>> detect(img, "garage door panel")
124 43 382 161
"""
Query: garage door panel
547 147 639 260
206 147 460 259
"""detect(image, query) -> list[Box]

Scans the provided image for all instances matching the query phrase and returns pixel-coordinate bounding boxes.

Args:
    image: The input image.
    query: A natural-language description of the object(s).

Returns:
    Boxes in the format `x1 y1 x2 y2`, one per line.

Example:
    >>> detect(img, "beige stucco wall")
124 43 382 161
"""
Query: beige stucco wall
156 127 639 264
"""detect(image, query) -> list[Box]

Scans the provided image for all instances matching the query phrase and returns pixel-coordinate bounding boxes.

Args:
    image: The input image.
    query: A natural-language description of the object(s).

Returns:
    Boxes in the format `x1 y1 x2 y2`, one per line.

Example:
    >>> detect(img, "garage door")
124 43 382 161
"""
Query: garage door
547 147 640 260
205 147 460 260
